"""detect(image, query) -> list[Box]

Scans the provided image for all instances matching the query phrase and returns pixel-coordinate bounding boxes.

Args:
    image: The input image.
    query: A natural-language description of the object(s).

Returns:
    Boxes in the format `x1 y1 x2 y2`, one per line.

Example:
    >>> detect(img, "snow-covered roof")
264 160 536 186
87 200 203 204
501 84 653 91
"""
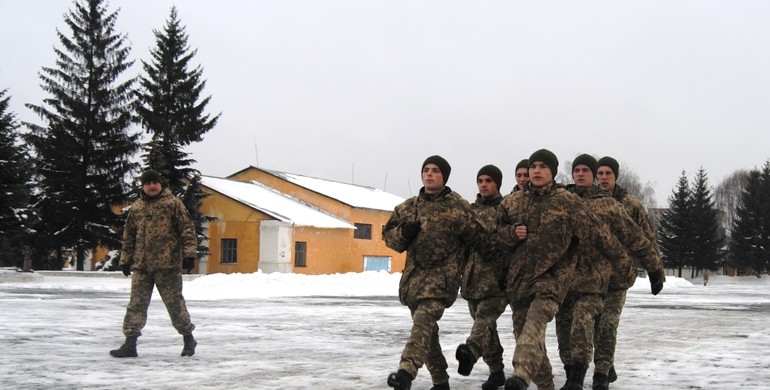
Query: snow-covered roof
200 176 355 229
261 169 405 211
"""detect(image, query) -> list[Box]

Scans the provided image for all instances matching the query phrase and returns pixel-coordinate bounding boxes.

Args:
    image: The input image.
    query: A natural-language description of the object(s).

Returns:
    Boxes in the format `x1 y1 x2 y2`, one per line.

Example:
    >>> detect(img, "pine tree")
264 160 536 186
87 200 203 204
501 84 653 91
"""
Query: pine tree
729 161 770 275
23 0 139 270
135 6 220 258
658 171 693 277
0 90 34 267
689 167 724 274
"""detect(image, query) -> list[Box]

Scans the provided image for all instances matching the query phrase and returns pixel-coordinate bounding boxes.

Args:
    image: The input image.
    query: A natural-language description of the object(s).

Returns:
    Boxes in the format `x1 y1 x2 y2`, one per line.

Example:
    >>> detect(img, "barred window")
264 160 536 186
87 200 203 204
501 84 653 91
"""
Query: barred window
295 241 307 267
221 238 237 264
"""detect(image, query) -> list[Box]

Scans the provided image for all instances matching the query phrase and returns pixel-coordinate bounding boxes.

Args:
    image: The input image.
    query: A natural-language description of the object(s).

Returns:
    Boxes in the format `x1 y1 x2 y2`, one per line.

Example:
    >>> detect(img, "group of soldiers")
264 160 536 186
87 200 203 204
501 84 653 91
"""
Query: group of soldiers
383 149 666 390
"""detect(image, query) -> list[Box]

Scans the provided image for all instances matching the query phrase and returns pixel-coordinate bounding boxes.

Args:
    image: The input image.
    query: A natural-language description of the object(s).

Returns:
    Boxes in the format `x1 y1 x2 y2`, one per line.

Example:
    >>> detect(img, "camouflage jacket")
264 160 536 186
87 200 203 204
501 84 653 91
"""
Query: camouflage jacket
383 186 482 308
610 185 665 289
120 188 197 272
565 185 616 295
495 182 626 303
461 193 507 300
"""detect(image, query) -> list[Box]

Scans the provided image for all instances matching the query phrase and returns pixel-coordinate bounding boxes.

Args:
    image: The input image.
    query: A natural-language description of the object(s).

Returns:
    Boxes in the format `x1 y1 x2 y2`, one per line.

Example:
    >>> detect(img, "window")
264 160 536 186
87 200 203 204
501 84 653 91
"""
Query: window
295 241 307 267
354 223 372 239
221 238 237 264
364 256 391 272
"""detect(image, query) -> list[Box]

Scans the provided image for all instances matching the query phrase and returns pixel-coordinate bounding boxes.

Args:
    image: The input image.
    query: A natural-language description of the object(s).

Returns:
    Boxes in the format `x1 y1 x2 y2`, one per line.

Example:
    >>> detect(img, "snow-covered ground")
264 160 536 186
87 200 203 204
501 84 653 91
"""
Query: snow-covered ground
0 271 768 389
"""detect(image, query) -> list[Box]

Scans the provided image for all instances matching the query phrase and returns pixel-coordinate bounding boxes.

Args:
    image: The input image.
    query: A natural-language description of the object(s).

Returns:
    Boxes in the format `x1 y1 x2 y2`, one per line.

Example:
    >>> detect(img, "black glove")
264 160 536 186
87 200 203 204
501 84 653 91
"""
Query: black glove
121 264 131 277
648 269 665 295
401 221 422 241
183 257 195 273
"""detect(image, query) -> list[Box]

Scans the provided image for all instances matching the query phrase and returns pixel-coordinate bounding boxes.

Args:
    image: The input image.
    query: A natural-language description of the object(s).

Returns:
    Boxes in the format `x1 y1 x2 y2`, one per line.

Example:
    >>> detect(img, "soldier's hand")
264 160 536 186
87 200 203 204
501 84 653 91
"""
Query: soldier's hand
514 224 528 240
183 257 195 273
401 221 422 241
648 269 665 295
121 264 131 277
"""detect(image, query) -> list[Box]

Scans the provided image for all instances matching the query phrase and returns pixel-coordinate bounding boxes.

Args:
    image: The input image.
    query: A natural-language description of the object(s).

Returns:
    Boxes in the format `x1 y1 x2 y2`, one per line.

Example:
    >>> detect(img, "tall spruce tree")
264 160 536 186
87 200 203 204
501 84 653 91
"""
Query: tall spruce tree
690 167 724 275
23 0 139 270
729 161 770 275
658 171 694 277
0 90 34 267
135 6 220 258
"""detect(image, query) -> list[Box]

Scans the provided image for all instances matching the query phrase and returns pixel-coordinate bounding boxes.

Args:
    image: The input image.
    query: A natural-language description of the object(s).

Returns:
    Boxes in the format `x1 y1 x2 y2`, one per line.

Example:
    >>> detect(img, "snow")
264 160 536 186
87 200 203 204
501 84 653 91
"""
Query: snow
0 271 768 389
200 175 355 229
263 168 406 211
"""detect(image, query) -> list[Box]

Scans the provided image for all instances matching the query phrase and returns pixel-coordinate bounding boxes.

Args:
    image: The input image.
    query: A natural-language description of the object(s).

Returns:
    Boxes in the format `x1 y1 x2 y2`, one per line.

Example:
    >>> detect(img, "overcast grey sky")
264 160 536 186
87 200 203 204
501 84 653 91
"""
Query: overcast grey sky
2 0 769 207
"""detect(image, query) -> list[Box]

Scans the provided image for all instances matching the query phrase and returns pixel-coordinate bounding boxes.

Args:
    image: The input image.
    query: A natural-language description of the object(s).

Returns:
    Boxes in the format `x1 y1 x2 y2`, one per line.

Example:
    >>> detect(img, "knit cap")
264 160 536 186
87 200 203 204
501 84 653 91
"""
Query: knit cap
477 164 503 190
422 155 451 184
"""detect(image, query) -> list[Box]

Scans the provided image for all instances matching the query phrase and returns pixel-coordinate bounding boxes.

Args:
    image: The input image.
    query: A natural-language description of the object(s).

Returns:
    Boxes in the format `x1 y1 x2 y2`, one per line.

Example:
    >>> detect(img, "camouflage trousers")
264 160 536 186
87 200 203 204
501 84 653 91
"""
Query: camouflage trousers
465 295 508 374
555 292 604 366
122 269 195 338
509 295 558 390
399 299 449 384
593 289 627 375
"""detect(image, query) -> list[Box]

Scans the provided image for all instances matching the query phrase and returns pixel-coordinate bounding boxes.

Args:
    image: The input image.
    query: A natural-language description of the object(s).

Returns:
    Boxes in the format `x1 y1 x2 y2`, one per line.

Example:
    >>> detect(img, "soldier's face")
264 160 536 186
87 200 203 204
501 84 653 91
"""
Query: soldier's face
477 175 499 198
529 162 553 188
422 163 445 194
597 166 616 193
142 181 162 197
572 164 594 188
515 167 529 187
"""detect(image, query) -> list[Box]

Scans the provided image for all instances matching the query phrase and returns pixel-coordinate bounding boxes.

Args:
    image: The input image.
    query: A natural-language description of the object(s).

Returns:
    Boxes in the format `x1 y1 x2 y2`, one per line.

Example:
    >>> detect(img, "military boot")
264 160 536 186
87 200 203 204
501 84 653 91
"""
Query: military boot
504 376 528 390
430 382 450 390
387 369 413 390
482 370 506 390
109 336 138 358
181 334 197 356
455 343 476 376
592 373 609 390
565 363 588 390
608 366 617 382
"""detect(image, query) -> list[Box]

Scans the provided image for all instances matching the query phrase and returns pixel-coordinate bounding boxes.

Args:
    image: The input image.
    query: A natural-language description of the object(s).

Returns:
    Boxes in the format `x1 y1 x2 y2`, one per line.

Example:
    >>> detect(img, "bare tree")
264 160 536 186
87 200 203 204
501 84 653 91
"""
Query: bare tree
715 169 749 236
617 166 657 209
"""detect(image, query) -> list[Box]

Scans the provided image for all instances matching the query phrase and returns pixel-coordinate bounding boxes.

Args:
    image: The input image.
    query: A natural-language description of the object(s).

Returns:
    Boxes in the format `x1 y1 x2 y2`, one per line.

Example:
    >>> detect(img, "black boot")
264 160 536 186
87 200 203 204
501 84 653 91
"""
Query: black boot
608 366 617 382
504 376 527 390
387 369 413 390
592 373 609 390
430 382 450 390
482 370 506 390
181 334 197 356
559 364 572 390
456 343 476 376
109 336 138 358
565 363 588 390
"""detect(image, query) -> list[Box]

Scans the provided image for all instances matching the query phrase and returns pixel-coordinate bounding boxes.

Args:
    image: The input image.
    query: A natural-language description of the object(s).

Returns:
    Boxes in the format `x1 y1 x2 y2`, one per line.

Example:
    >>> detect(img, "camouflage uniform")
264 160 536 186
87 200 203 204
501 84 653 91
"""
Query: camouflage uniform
461 193 508 375
555 186 607 372
119 187 197 338
594 184 665 376
384 186 481 384
495 182 627 389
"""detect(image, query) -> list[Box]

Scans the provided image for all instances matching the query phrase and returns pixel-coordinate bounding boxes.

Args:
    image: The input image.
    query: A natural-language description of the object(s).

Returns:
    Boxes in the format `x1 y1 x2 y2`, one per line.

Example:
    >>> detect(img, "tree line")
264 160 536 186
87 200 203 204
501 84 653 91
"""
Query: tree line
656 164 770 277
0 0 218 270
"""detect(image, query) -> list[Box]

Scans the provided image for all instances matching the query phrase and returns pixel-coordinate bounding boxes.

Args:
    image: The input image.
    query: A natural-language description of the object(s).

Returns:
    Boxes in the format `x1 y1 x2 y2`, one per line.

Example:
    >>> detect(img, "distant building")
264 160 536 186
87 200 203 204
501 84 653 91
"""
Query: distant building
198 167 406 275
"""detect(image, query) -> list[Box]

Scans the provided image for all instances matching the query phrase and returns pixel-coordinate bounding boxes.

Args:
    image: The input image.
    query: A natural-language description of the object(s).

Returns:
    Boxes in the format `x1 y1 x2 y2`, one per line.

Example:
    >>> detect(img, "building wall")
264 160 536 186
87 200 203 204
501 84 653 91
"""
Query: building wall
229 167 406 273
201 190 266 274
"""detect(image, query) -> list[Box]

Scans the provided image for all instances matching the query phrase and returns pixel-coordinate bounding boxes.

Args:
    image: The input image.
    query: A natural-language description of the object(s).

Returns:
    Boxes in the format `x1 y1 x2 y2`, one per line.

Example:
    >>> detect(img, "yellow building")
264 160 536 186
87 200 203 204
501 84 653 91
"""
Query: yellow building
199 168 406 275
